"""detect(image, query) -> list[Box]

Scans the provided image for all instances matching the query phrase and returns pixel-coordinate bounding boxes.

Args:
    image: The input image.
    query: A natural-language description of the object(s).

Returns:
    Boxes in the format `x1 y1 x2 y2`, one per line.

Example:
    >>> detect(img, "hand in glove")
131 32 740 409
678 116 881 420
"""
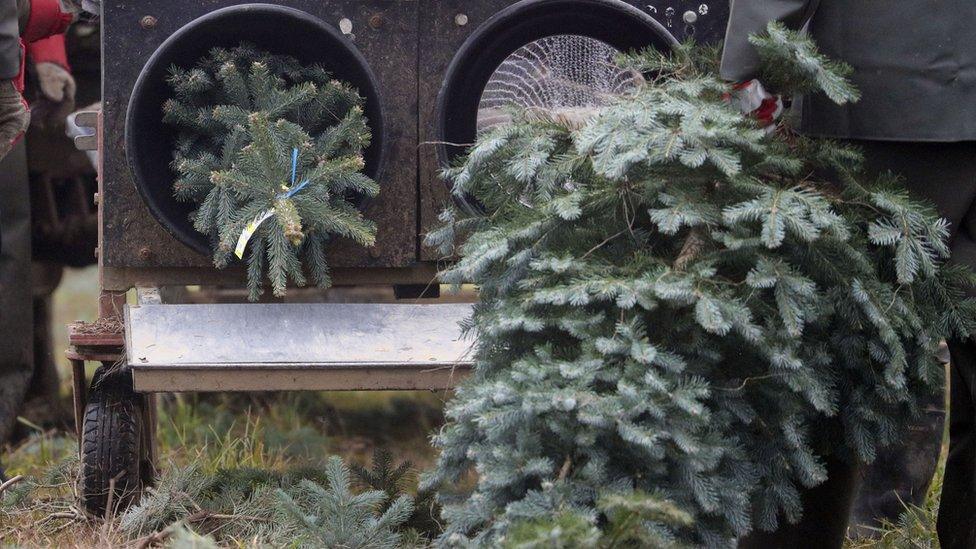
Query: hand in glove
726 79 785 133
31 60 73 126
57 0 98 21
29 33 74 128
0 0 74 159
0 77 29 158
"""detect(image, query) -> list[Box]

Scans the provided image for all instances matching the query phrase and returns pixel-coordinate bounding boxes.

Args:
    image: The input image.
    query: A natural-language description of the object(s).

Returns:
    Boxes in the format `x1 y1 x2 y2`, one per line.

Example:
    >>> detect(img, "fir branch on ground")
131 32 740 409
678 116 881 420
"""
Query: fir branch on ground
425 22 975 547
353 448 444 539
118 454 428 547
2 389 445 547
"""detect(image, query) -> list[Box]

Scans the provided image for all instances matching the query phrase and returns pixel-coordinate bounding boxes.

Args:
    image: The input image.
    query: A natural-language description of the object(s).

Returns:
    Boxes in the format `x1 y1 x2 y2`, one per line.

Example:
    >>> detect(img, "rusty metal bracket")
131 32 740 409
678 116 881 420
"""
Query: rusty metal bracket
72 110 100 152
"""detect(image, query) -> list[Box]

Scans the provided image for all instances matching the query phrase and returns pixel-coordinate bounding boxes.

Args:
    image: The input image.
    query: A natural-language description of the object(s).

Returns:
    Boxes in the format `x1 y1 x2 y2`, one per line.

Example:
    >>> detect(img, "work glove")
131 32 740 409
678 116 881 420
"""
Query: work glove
31 59 73 127
57 0 98 21
727 79 785 133
0 77 29 159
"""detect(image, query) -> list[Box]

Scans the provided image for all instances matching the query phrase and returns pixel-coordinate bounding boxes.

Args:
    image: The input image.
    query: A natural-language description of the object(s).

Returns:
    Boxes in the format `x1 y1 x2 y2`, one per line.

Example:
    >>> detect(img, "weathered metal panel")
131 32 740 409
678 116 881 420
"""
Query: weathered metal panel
126 302 473 362
100 263 440 291
126 302 474 391
131 365 471 392
417 0 510 260
102 0 730 286
101 1 420 279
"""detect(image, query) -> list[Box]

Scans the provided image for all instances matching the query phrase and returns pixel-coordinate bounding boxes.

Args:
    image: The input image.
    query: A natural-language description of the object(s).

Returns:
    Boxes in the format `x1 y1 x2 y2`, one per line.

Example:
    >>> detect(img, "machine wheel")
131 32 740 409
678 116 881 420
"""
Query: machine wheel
79 368 144 517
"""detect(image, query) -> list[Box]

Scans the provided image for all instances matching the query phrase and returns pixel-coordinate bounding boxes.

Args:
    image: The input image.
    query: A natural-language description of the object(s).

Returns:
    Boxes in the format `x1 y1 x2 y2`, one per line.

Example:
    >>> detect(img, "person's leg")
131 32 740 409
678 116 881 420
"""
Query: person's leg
936 200 976 549
848 141 976 536
849 389 945 536
738 456 861 548
29 292 61 402
0 139 33 446
938 339 976 549
853 140 976 549
738 141 976 548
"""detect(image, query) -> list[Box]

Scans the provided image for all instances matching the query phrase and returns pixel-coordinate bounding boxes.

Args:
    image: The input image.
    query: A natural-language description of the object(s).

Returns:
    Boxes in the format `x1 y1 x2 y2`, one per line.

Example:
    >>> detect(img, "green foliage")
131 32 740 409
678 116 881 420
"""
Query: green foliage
425 24 976 547
750 22 860 103
280 456 415 548
0 454 76 512
505 509 601 548
163 523 222 549
353 448 444 539
164 43 376 300
120 457 419 548
504 490 693 549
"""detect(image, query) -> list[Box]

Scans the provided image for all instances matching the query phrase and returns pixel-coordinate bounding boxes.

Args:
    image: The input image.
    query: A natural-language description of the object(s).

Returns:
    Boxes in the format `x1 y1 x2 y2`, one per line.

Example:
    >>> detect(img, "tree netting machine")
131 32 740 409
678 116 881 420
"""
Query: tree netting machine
66 0 727 516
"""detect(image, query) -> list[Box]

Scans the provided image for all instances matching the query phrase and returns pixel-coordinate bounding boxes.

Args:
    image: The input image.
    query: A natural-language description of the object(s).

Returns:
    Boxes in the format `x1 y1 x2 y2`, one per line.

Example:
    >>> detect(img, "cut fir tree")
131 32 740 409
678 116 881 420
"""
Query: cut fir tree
424 23 976 548
164 44 377 300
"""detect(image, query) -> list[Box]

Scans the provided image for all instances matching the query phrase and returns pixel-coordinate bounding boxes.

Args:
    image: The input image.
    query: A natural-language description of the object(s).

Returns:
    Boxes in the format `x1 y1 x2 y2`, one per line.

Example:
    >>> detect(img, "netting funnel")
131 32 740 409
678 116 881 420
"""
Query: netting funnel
435 0 676 213
476 35 643 133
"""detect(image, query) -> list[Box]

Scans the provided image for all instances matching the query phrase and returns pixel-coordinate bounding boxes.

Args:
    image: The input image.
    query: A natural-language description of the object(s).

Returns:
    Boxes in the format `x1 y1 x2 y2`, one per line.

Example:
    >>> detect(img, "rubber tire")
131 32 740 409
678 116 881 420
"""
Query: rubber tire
79 368 144 517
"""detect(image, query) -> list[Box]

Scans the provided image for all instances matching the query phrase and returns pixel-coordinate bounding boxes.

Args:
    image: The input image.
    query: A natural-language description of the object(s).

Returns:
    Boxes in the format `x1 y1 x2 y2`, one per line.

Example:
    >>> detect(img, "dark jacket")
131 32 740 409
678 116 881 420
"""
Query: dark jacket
721 0 976 141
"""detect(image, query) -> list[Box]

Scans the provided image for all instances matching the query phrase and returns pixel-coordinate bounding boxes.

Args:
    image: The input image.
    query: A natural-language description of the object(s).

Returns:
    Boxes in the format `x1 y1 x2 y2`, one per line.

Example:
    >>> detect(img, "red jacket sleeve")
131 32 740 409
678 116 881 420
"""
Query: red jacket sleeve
26 32 68 70
22 0 71 43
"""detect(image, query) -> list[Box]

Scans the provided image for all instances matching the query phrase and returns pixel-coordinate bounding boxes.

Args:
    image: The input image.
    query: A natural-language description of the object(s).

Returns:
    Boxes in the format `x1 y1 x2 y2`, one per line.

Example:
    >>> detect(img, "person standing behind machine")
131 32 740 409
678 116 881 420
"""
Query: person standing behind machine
0 0 76 482
722 1 976 548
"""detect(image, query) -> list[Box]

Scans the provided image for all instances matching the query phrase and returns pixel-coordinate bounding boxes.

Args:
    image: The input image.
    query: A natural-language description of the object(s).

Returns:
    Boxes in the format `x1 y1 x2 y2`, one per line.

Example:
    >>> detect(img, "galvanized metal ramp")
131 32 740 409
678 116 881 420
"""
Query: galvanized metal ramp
125 303 474 392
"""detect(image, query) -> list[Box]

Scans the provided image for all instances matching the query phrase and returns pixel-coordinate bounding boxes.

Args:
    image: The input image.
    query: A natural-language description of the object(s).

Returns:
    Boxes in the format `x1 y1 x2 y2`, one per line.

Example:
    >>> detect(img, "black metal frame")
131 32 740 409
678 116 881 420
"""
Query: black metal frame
124 4 386 255
100 0 730 287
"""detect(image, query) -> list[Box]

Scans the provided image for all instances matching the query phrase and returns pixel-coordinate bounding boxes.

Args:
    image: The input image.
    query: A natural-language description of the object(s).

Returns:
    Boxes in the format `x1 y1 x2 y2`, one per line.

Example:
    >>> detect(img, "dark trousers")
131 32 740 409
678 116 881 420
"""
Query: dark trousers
0 139 32 446
739 141 976 549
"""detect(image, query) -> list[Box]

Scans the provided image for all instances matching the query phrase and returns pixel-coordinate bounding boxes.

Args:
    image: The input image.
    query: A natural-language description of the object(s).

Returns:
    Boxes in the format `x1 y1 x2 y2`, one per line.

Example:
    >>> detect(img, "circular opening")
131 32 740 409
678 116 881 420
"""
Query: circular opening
436 0 677 210
125 4 385 256
476 35 643 134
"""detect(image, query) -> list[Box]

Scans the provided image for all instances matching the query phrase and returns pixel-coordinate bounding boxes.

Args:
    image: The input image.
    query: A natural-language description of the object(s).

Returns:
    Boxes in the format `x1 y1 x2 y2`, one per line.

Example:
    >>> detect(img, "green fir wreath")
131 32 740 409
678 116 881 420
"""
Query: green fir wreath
164 43 377 300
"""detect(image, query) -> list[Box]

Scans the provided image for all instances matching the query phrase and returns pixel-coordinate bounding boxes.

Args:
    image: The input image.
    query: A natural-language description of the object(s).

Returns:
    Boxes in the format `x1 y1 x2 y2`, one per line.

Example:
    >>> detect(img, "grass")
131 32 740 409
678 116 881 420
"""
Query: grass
845 459 944 549
2 391 447 547
1 266 448 546
0 266 946 547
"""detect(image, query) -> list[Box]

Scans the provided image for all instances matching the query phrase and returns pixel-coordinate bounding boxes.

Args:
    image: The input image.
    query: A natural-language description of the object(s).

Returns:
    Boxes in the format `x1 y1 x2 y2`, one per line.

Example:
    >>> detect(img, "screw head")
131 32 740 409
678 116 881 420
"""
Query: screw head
140 15 157 29
369 14 384 29
139 247 152 261
454 13 468 26
683 10 698 24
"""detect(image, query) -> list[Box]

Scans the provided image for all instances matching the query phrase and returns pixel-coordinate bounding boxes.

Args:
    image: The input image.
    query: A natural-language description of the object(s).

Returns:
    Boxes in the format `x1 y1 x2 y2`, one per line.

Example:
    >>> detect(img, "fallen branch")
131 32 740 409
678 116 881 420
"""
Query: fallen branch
0 475 24 496
673 227 708 271
187 510 273 523
557 456 572 481
135 523 179 549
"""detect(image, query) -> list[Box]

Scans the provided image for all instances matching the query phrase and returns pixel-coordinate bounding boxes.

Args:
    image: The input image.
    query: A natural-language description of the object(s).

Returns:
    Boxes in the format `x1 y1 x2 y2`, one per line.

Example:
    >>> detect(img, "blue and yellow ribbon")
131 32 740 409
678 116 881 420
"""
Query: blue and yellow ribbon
234 147 309 259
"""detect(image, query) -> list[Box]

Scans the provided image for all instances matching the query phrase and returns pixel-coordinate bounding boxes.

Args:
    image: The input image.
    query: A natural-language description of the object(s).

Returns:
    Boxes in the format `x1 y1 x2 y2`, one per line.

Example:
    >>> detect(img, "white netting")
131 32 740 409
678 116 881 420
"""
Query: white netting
477 35 642 133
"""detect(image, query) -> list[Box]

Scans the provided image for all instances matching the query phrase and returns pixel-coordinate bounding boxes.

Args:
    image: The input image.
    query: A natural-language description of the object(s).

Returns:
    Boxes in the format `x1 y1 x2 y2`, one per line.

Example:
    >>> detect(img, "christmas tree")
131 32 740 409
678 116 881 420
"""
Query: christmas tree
164 44 376 300
423 24 976 546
